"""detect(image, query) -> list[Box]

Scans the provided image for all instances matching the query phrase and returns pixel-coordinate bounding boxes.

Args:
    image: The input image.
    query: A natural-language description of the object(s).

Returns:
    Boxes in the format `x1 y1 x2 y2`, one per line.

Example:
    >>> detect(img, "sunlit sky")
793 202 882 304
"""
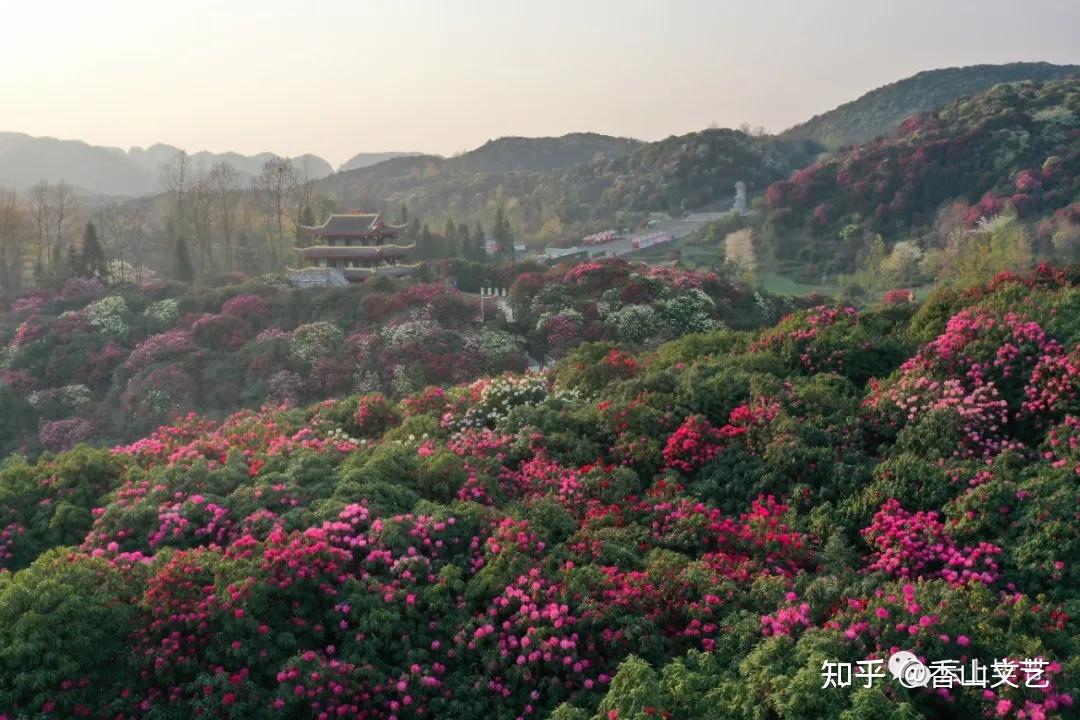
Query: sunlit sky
2 0 1078 167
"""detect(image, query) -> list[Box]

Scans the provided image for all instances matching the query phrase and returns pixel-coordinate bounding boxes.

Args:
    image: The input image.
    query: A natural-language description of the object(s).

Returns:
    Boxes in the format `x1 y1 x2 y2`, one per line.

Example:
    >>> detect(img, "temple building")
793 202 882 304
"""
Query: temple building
291 212 418 283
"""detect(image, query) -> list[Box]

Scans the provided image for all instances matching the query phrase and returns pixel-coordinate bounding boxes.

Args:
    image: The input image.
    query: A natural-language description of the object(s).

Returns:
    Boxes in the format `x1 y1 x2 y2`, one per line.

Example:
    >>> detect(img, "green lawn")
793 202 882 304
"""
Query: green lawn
757 272 839 297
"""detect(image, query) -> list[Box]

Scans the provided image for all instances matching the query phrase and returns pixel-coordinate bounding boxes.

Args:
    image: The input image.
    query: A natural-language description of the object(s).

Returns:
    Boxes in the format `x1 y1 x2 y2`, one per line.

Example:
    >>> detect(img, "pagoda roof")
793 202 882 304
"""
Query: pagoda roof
301 213 403 237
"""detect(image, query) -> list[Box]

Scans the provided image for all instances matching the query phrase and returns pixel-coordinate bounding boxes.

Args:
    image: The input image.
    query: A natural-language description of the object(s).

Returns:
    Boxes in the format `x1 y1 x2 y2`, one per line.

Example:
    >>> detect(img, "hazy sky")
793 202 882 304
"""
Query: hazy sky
3 0 1078 167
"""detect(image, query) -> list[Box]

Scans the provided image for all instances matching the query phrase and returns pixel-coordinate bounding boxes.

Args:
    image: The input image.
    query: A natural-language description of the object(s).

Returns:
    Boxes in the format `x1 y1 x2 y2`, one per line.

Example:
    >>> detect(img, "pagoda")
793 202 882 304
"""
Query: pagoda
291 212 418 282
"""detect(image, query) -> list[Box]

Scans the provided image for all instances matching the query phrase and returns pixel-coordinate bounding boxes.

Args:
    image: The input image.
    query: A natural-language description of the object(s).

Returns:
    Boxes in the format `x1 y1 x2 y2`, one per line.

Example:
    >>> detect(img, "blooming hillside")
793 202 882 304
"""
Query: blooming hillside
0 264 772 457
0 277 518 456
0 266 1078 719
766 76 1080 274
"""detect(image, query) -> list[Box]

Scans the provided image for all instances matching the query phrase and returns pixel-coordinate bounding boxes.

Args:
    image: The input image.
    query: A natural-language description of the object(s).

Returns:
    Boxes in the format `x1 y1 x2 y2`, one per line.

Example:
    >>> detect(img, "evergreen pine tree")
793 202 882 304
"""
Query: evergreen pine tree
67 245 86 279
493 206 505 256
419 224 434 260
443 219 458 258
473 222 487 261
493 206 514 259
174 236 195 283
457 223 470 258
398 204 409 224
81 222 107 282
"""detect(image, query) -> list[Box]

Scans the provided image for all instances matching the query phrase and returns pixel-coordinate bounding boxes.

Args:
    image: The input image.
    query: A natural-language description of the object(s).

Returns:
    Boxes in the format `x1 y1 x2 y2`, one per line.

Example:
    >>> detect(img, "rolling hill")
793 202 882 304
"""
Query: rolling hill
321 130 814 244
765 75 1080 274
783 61 1079 150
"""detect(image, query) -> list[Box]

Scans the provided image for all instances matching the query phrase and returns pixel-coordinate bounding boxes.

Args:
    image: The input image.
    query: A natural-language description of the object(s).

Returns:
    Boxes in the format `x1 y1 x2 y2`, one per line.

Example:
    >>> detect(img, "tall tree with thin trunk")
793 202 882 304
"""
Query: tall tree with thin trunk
50 181 77 272
161 150 191 244
190 170 215 275
254 157 299 270
208 161 241 270
0 188 29 297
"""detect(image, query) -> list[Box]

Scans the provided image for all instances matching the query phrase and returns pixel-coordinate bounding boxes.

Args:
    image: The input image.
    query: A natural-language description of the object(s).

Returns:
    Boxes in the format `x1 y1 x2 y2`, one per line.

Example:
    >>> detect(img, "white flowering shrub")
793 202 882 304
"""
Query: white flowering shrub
380 320 438 350
85 296 129 339
353 370 383 395
391 364 426 397
596 287 625 319
477 328 520 367
289 322 344 366
28 384 93 415
656 289 718 335
143 299 180 329
454 373 550 429
610 304 660 344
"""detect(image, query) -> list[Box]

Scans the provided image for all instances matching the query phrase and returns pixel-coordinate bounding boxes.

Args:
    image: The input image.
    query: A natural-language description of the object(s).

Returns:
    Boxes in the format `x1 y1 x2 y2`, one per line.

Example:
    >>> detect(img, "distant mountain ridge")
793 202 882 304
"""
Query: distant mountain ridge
783 62 1080 149
0 132 156 196
340 152 430 172
0 134 338 196
332 133 643 181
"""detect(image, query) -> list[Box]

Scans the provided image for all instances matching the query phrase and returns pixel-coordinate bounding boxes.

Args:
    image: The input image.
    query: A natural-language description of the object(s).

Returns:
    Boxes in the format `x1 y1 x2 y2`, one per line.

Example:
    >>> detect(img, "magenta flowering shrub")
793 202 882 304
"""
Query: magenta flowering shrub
60 276 104 301
191 313 254 351
661 415 731 473
862 499 1002 585
222 293 270 321
752 305 861 372
866 304 1080 456
124 329 196 373
37 417 93 453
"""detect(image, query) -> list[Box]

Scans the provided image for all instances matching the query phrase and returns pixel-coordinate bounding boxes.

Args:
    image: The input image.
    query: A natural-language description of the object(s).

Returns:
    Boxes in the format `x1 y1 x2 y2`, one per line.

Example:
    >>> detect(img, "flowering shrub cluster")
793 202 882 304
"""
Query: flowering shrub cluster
0 280 529 454
514 259 801 358
0 265 1077 719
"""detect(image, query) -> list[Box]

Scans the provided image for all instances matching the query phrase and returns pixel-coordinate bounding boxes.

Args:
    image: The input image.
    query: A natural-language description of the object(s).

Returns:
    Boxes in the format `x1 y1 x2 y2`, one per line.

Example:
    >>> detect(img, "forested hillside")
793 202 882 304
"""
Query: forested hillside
763 76 1080 278
323 130 815 245
0 265 1077 718
783 62 1079 149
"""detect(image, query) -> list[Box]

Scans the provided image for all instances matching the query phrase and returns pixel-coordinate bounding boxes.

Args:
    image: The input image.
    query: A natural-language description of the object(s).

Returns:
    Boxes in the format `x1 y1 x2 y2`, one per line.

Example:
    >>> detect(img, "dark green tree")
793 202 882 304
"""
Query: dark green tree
443 219 458 258
472 222 488 261
457 223 470 258
174 235 195 283
418 224 434 260
66 245 86 279
493 205 514 259
81 222 107 282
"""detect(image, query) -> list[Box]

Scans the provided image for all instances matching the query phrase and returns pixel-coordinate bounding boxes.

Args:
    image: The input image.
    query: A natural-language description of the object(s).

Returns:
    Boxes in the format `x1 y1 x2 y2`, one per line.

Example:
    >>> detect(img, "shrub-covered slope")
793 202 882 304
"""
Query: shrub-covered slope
767 76 1080 271
0 265 1077 719
0 263 782 456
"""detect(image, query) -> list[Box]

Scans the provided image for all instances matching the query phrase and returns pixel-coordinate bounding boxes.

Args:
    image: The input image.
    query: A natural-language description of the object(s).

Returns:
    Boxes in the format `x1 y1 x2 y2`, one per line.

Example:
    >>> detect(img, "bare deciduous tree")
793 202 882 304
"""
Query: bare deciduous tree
161 150 191 241
26 180 79 278
208 161 241 270
97 200 154 284
253 157 299 269
0 188 30 297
